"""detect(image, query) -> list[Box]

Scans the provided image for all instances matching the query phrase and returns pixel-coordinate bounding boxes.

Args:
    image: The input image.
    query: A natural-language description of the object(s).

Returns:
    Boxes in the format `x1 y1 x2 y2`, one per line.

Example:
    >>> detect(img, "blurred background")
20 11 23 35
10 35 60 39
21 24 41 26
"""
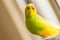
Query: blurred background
0 0 60 40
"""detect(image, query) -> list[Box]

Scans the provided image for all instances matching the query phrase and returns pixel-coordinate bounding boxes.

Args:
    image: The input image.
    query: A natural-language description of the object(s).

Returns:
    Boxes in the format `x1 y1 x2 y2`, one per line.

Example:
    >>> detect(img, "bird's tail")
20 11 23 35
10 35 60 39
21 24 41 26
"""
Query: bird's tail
54 31 60 40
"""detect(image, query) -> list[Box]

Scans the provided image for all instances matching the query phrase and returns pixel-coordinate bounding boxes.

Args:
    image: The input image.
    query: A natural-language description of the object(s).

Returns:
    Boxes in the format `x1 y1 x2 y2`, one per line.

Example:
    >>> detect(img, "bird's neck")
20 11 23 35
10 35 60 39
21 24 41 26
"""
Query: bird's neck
26 13 37 19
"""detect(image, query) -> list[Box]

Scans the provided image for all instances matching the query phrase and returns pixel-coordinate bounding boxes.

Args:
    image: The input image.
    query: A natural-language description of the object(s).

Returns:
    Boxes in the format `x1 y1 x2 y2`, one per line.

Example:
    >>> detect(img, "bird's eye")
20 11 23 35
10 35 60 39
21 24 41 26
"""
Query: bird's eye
27 7 30 9
32 6 34 10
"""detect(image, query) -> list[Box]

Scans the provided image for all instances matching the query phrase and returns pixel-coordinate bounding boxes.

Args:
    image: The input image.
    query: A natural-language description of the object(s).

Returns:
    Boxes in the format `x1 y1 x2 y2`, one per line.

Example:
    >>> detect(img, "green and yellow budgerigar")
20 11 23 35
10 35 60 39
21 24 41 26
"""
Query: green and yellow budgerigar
25 3 60 39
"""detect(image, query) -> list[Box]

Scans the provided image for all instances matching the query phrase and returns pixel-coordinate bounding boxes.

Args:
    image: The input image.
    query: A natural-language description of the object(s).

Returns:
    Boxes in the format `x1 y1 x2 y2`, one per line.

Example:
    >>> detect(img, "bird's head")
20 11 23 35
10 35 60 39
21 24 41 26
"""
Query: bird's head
25 3 37 18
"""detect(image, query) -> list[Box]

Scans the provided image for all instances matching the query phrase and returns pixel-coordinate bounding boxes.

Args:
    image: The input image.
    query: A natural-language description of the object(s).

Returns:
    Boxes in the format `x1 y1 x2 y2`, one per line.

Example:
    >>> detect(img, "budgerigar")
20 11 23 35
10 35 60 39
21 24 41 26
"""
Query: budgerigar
25 3 60 39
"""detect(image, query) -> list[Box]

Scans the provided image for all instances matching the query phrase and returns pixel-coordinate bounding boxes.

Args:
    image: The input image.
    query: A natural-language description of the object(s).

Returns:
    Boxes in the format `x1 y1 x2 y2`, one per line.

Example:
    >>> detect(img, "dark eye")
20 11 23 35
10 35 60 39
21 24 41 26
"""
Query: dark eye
27 7 30 9
32 6 34 10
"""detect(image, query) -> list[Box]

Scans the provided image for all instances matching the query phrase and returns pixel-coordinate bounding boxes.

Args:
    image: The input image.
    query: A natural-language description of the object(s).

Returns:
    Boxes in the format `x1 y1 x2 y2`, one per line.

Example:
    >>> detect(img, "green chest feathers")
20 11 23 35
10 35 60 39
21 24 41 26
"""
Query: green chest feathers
26 18 45 35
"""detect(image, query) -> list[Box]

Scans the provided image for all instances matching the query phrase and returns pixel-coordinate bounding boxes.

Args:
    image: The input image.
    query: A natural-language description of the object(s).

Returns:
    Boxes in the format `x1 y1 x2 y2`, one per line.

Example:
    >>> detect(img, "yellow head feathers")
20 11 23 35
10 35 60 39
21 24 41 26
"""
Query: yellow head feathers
25 3 37 18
